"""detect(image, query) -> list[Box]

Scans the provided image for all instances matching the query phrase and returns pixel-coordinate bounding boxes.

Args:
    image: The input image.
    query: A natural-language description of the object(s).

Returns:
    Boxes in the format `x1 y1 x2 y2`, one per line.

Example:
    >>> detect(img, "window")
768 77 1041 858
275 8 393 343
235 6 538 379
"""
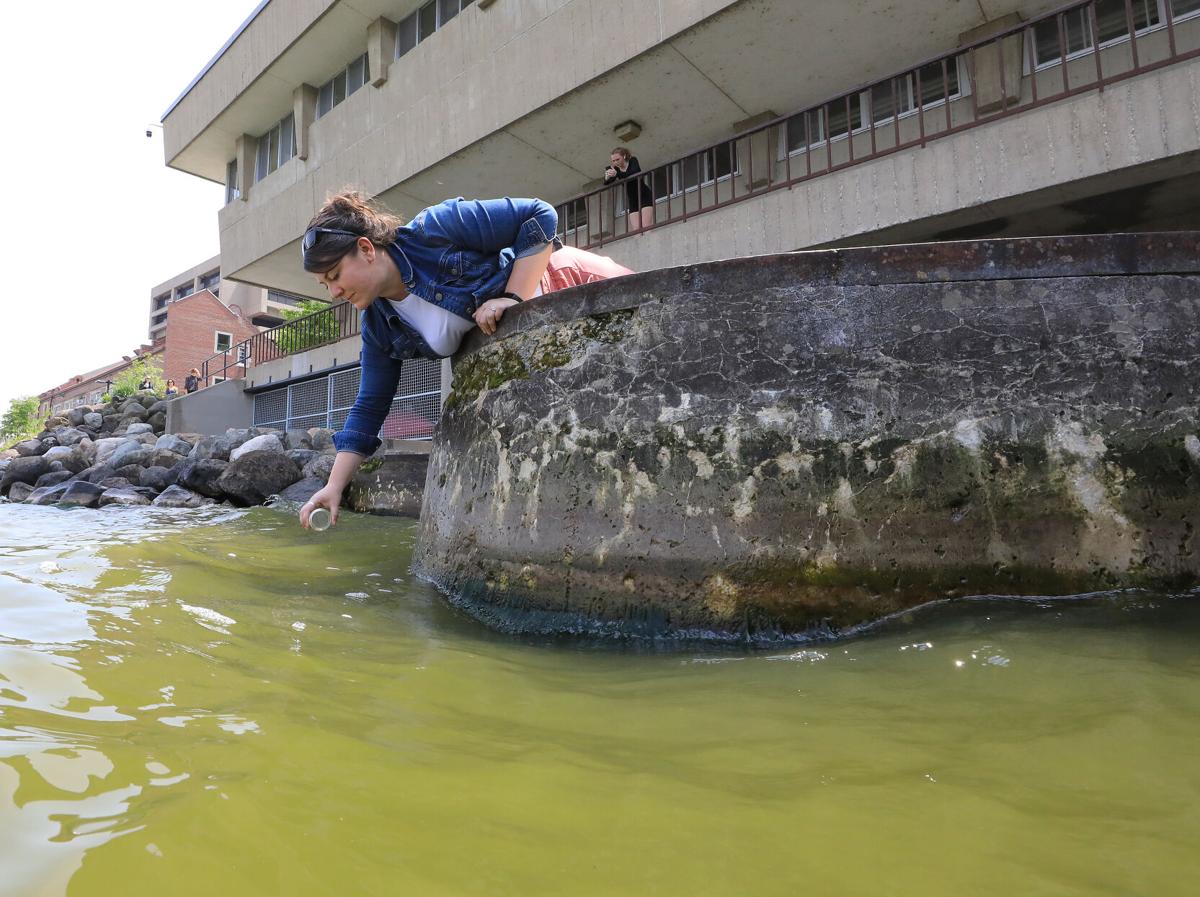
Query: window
267 289 308 307
153 292 170 310
175 283 195 300
396 0 473 59
215 332 233 353
316 53 370 119
644 143 742 201
199 270 220 296
1029 0 1188 68
255 113 296 182
225 159 240 204
870 58 964 124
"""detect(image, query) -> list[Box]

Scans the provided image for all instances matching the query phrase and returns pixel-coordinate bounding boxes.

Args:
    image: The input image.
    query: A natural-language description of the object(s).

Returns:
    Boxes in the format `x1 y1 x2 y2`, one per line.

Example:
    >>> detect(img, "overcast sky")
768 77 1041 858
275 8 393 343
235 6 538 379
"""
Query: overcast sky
0 0 260 413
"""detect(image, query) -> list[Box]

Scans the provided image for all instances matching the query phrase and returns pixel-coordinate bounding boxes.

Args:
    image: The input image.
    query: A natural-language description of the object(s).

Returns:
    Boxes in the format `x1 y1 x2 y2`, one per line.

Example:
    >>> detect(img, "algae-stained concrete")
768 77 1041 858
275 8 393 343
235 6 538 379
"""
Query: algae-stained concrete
415 233 1200 640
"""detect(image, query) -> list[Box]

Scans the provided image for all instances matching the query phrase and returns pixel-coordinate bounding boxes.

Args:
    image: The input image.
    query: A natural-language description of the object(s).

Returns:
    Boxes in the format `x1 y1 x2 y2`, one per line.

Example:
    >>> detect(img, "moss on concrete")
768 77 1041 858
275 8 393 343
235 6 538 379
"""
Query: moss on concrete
446 345 530 410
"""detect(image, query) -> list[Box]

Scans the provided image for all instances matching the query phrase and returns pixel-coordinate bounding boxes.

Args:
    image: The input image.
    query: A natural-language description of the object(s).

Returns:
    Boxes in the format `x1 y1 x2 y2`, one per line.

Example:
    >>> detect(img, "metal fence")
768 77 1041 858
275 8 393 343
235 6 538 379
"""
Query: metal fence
555 0 1200 250
200 300 359 386
252 357 445 441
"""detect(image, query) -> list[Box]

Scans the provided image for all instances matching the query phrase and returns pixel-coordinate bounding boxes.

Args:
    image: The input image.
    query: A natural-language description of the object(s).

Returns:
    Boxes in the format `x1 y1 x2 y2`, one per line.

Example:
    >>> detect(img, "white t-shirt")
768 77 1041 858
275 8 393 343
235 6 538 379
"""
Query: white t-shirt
388 286 542 357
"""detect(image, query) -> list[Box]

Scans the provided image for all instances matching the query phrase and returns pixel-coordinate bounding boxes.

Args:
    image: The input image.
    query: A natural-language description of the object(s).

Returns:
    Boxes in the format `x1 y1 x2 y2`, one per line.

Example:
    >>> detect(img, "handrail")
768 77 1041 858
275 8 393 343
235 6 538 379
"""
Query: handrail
554 0 1200 251
199 299 358 386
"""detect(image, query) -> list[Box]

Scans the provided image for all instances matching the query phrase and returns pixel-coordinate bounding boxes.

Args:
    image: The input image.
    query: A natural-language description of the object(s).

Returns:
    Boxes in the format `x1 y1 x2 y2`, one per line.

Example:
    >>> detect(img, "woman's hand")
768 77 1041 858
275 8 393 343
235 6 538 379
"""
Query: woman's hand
473 296 520 336
300 483 343 529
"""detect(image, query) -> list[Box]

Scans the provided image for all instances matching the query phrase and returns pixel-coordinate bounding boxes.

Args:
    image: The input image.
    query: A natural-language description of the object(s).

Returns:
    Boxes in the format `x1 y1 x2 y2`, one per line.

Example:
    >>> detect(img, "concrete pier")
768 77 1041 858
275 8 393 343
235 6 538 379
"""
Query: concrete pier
415 233 1200 640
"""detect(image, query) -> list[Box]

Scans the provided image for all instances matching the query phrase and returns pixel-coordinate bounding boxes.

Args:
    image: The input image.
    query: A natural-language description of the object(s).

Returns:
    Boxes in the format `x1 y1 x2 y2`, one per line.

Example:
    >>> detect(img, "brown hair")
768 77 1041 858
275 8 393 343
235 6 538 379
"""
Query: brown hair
610 147 632 161
189 368 200 376
302 190 406 272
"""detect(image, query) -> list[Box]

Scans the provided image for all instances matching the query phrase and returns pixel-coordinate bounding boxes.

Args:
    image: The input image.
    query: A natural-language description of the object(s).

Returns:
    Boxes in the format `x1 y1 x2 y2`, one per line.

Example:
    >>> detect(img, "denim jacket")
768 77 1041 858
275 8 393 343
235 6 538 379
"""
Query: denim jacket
333 196 559 456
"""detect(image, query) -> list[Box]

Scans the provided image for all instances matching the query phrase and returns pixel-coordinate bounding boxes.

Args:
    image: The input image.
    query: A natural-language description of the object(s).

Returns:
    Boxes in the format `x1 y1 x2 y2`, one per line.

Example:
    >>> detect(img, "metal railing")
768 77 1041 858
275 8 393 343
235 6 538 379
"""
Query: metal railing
555 0 1200 251
200 300 359 385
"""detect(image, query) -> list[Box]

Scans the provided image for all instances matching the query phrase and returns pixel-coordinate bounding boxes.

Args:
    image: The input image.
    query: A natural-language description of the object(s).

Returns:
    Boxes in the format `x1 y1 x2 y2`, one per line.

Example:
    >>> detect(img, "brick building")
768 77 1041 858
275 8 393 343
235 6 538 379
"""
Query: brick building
37 347 162 418
160 288 261 388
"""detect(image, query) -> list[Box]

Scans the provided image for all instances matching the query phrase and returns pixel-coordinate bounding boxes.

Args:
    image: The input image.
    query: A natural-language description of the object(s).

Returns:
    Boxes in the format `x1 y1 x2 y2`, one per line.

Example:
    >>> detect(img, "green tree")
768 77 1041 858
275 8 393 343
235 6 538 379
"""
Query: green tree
110 357 165 401
273 300 341 355
1 396 41 448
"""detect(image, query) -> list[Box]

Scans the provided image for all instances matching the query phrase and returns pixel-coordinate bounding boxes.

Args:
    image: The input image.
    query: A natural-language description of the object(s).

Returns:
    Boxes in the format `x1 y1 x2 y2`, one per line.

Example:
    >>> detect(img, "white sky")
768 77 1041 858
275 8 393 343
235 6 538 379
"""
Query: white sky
0 0 261 412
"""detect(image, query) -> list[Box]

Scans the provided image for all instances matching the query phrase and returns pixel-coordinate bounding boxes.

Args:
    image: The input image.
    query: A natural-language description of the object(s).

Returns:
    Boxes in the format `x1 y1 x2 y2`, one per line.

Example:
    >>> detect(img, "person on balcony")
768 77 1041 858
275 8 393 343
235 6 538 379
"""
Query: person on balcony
164 379 179 397
185 368 201 394
603 147 654 232
296 191 632 529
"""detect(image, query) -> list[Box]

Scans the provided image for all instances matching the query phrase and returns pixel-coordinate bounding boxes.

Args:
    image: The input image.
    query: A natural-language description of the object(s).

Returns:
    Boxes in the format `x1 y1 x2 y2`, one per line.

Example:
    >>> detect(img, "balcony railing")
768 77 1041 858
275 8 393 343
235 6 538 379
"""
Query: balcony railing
200 300 358 386
554 0 1200 251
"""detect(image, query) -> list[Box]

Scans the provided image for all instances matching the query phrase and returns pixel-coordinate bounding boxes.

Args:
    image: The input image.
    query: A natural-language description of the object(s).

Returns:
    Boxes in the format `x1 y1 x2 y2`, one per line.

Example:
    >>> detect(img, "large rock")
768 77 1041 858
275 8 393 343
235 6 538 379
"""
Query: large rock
152 485 213 508
54 428 88 446
155 434 193 456
79 464 116 484
58 481 106 508
108 444 155 469
283 429 313 450
112 465 144 486
41 446 88 474
309 429 336 454
214 450 301 506
140 466 179 492
287 449 319 470
2 456 50 488
230 433 284 462
188 435 234 462
28 483 72 505
147 400 169 415
33 471 75 489
119 401 148 421
147 412 167 432
277 476 326 504
14 439 45 457
65 407 87 427
99 416 121 435
176 459 229 498
98 487 153 507
93 437 132 466
7 482 35 502
98 477 132 490
125 422 154 436
83 412 103 429
302 455 336 482
149 449 187 469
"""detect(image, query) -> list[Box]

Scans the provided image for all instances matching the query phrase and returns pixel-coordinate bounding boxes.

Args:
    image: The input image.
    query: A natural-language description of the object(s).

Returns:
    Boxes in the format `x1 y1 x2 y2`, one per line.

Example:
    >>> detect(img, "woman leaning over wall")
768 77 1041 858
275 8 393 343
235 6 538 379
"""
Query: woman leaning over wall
297 191 633 528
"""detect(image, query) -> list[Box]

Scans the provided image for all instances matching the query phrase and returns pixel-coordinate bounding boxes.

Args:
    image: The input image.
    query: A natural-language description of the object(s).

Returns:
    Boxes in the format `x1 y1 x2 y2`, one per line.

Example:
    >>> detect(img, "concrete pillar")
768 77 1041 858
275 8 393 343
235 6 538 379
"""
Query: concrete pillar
234 134 254 202
293 84 318 161
367 17 397 88
961 14 1024 115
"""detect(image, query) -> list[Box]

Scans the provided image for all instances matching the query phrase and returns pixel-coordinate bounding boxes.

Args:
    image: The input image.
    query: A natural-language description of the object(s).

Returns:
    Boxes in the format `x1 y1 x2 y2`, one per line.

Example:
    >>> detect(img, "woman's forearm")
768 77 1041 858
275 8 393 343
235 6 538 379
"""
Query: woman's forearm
506 243 554 299
327 451 368 492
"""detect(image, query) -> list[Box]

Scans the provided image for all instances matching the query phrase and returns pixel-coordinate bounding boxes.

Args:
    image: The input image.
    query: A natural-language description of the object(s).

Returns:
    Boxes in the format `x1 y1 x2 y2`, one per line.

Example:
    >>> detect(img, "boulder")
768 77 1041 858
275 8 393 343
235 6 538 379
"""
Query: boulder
28 483 72 505
214 450 301 506
54 428 88 446
230 433 285 462
147 412 167 432
155 434 193 456
0 448 18 460
79 464 116 484
125 422 154 435
302 455 336 482
58 481 106 508
176 459 229 498
277 476 326 504
33 471 75 489
83 412 103 429
43 416 69 430
224 429 253 451
65 407 87 426
309 429 336 453
140 466 179 492
7 482 35 502
112 465 144 486
39 436 59 451
93 437 132 466
119 401 148 421
97 477 132 490
149 449 187 469
283 429 313 450
287 449 319 470
152 485 213 508
108 443 155 469
14 439 45 457
41 446 87 474
99 416 121 435
2 455 51 487
146 400 169 415
132 433 158 447
173 432 203 446
188 435 234 462
76 438 96 464
98 487 152 507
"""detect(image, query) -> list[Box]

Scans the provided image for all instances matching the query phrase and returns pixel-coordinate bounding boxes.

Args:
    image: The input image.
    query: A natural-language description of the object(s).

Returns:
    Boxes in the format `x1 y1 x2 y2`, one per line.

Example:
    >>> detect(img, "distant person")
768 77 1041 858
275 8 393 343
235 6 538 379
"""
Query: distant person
185 368 201 394
164 379 179 396
138 376 153 391
604 147 654 232
296 191 633 529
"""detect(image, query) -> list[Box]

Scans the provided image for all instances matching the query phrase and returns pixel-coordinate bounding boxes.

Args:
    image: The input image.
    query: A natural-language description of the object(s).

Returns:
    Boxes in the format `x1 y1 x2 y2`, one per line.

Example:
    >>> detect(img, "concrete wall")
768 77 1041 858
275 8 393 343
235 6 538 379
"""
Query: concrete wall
414 232 1200 641
245 333 363 389
165 377 254 435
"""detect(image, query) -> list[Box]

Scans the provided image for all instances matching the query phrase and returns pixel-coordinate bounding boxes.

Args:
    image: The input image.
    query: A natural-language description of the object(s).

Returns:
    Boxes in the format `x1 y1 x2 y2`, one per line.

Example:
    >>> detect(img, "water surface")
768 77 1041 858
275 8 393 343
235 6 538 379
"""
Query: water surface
1 503 1197 896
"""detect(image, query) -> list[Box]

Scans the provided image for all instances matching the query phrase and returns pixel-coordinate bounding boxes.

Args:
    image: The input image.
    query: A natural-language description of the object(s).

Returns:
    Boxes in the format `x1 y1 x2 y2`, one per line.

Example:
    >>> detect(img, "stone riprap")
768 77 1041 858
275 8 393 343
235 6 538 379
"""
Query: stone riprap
414 233 1200 641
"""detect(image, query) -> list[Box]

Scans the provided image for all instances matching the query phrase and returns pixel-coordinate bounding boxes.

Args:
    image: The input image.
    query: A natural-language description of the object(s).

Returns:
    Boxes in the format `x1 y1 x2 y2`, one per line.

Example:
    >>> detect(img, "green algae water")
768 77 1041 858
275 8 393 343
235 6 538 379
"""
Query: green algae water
1 503 1197 897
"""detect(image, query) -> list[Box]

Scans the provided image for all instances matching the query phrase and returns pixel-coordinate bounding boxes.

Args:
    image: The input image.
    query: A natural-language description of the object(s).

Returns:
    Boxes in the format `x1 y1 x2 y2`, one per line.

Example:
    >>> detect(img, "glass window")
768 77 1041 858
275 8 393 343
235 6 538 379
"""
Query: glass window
419 1 437 41
918 58 960 106
333 71 347 105
215 332 233 353
279 114 295 166
255 134 270 182
225 159 239 203
1173 0 1200 16
438 0 459 26
348 55 365 94
1095 0 1158 42
397 14 418 57
317 81 333 117
267 125 280 174
1033 0 1161 67
824 94 862 140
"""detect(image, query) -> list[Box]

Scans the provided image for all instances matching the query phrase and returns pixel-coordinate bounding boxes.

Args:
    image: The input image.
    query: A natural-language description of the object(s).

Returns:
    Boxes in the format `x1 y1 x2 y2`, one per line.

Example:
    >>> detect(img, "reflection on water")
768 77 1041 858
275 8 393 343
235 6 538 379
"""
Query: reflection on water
1 502 1198 896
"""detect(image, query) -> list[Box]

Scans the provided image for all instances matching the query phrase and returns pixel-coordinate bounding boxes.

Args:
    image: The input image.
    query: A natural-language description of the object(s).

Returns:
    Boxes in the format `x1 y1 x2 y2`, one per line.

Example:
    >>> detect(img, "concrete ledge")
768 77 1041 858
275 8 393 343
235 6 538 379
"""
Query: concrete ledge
165 378 253 435
415 232 1200 642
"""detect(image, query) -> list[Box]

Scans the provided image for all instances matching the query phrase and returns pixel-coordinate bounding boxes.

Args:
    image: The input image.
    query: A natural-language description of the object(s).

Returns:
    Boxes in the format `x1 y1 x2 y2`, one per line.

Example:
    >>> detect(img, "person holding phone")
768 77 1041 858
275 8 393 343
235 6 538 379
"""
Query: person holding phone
603 147 654 232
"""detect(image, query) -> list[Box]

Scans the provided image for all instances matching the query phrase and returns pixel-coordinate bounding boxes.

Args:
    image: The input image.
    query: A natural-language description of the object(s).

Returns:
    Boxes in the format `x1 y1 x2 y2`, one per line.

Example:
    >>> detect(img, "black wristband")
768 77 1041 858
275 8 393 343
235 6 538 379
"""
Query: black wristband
498 291 524 303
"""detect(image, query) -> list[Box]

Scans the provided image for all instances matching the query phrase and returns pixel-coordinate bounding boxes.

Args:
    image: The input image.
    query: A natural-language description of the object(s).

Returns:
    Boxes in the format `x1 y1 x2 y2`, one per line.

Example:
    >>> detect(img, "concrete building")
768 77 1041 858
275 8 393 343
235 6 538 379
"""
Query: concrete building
161 0 1200 433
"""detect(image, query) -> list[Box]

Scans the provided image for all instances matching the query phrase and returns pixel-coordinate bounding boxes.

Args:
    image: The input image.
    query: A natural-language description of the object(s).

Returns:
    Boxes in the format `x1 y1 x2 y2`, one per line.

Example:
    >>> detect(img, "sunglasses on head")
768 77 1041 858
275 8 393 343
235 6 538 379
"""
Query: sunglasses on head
301 226 360 257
